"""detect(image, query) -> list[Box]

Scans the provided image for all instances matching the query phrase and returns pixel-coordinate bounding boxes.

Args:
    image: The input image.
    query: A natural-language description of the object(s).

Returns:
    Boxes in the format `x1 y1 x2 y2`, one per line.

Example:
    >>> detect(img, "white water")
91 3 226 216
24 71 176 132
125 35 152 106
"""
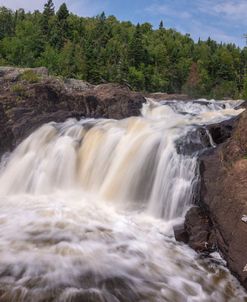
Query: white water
0 99 246 301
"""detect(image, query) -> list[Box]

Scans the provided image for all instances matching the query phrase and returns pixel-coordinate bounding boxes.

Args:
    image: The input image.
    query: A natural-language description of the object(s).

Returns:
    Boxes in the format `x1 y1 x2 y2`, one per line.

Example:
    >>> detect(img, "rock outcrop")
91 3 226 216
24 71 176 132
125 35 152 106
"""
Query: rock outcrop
0 67 145 155
178 107 247 289
145 92 190 101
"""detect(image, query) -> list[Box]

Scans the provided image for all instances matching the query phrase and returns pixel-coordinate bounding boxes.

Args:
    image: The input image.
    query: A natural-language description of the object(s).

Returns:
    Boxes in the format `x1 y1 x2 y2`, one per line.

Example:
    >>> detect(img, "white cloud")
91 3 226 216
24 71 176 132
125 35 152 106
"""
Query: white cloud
145 1 245 47
198 0 247 23
177 19 242 46
145 3 191 19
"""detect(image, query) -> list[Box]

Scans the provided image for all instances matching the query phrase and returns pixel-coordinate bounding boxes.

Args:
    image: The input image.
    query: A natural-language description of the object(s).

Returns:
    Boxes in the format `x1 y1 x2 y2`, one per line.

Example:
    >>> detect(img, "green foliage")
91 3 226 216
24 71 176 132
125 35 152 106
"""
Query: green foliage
11 83 26 97
212 81 238 99
1 19 44 66
41 0 55 35
242 76 247 100
128 23 145 68
57 3 69 21
128 66 145 90
20 70 41 83
0 7 14 39
44 0 55 17
0 5 246 97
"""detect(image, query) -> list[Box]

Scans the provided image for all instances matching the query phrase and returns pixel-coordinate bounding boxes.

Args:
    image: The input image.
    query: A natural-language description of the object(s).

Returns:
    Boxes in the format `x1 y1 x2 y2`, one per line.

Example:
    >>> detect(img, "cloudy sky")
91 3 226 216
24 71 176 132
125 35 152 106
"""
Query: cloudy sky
0 0 246 47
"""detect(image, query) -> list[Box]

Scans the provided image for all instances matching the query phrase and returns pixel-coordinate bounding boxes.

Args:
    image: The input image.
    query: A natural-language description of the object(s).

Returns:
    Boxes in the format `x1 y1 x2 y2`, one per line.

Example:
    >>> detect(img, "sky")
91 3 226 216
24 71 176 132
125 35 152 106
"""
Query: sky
0 0 246 48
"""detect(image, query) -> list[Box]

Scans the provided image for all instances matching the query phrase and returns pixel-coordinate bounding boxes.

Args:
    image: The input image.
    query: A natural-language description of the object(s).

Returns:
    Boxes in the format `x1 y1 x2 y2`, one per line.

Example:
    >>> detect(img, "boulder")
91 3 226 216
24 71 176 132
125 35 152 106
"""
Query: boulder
175 206 216 253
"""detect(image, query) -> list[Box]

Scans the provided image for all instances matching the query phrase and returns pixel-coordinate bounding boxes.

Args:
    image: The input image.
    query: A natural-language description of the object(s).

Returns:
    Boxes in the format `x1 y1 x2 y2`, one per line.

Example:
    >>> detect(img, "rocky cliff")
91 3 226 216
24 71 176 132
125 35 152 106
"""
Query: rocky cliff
178 106 247 289
0 67 145 155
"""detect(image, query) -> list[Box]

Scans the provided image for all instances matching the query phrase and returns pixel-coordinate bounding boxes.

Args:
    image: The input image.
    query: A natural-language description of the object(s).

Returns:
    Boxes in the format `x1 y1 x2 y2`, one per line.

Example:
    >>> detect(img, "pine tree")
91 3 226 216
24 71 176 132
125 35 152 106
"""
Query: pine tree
44 0 55 18
0 7 14 40
52 3 69 49
128 23 145 68
159 20 164 30
57 3 69 21
99 11 106 22
41 0 55 36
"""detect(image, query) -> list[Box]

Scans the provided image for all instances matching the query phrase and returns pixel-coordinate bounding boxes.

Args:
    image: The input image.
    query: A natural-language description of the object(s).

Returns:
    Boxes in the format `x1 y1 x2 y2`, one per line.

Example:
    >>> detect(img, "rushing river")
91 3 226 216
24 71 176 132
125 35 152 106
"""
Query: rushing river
0 99 246 302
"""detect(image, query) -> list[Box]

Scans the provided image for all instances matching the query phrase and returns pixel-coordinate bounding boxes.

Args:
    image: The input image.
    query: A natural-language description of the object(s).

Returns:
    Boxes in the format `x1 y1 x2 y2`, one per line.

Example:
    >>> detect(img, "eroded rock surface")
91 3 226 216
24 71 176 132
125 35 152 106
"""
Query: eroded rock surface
0 67 145 154
180 107 247 289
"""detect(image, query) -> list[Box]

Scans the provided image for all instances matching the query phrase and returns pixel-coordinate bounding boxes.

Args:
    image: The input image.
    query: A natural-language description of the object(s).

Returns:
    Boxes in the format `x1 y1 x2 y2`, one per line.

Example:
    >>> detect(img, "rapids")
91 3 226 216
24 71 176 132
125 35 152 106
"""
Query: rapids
0 99 246 301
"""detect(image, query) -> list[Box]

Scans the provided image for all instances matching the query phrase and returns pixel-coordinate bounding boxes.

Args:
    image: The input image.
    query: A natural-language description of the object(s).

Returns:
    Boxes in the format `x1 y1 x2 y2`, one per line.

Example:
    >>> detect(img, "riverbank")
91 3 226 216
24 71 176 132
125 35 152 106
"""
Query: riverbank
179 104 247 289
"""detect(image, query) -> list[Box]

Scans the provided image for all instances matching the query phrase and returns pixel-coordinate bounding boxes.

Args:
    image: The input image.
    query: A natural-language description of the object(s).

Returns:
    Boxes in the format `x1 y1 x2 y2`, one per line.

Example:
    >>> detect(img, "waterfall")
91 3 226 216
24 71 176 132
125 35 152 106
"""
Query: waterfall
0 99 245 302
0 99 243 219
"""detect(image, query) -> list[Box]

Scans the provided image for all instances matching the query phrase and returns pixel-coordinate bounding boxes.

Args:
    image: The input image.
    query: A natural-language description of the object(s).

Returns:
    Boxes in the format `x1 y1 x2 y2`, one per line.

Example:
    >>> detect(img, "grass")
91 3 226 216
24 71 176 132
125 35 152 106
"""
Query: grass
11 83 28 98
20 70 41 83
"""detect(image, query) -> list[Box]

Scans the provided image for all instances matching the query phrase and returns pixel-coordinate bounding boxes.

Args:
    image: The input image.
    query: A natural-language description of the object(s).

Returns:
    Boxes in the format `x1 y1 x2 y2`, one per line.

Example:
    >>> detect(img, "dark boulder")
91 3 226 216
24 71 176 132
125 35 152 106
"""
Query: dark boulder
175 206 216 253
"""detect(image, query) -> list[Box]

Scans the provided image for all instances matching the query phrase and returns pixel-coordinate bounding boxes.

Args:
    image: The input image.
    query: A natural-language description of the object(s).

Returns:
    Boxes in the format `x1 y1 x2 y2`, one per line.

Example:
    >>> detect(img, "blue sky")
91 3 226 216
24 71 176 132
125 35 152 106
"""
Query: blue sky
1 0 246 47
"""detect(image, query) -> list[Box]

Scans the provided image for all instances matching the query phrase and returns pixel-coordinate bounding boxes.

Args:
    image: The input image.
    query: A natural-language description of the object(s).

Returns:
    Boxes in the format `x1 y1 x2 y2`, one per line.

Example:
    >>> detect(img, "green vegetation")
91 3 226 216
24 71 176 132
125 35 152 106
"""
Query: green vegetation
20 70 41 83
11 83 26 96
0 2 247 98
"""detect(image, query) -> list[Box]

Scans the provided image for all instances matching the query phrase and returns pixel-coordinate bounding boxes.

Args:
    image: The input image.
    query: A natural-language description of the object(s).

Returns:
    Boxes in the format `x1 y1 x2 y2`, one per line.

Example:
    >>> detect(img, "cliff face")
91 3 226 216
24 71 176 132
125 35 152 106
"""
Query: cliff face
181 107 247 289
0 67 145 155
201 109 247 288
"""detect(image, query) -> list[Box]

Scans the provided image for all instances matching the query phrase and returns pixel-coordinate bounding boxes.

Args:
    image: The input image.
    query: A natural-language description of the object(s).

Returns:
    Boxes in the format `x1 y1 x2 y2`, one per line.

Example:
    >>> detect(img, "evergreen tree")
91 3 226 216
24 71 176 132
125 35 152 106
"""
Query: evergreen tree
0 7 14 40
57 3 69 21
52 3 69 49
128 23 145 67
41 0 55 36
159 20 164 30
98 11 106 22
0 5 245 97
44 0 55 17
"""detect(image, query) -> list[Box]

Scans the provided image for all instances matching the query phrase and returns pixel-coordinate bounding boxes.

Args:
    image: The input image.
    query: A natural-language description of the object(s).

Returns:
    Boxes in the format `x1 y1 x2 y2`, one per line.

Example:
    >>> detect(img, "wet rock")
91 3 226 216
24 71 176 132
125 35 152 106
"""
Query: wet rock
174 223 189 243
176 207 216 253
207 118 236 145
176 127 212 156
145 92 190 101
184 107 247 289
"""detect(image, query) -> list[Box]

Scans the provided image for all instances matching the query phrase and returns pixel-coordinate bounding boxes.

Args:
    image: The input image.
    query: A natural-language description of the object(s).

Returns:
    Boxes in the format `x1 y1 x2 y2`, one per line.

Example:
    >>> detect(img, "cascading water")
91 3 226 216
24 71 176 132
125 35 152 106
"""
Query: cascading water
0 99 246 301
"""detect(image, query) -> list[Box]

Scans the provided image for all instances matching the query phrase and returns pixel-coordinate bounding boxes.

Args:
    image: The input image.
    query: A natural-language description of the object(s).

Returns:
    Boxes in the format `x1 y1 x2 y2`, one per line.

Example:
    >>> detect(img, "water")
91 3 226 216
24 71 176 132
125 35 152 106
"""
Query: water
0 99 245 302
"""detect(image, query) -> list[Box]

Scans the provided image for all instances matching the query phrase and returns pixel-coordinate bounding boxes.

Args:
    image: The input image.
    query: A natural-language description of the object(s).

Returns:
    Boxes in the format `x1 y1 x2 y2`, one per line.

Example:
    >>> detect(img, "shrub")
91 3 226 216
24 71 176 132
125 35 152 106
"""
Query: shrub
242 76 247 100
20 70 40 83
11 83 27 97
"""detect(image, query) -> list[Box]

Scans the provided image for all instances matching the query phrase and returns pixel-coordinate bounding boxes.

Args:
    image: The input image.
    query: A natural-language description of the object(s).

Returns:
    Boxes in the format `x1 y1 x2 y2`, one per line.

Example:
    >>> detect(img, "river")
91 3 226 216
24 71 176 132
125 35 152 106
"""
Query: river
0 99 246 301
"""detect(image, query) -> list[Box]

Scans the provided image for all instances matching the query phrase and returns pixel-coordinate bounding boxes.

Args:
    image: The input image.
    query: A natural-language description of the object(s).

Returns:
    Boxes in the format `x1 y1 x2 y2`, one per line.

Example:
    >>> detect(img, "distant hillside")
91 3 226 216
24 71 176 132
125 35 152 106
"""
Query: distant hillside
0 1 247 98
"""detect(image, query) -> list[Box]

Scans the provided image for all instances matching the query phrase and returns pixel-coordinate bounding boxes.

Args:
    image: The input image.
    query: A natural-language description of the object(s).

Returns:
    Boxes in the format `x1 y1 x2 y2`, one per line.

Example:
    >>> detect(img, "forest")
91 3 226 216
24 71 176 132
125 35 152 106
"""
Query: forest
0 0 247 99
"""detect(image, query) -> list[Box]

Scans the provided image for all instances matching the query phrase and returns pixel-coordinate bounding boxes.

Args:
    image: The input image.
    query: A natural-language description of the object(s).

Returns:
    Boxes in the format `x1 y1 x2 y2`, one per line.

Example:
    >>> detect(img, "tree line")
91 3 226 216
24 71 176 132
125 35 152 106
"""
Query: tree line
0 1 247 99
